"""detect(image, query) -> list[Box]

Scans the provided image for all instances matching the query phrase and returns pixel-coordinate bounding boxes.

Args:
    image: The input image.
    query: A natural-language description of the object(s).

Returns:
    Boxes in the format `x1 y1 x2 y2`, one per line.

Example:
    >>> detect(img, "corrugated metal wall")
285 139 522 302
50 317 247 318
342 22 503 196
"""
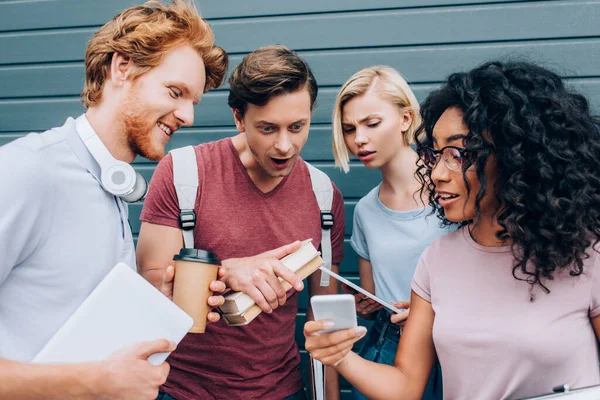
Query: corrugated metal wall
1 0 599 397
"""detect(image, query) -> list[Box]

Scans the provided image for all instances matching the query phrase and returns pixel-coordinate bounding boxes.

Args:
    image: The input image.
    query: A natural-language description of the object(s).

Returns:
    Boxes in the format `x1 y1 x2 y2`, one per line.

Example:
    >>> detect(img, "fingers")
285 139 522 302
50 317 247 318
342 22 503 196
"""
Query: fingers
356 299 382 315
304 320 333 337
340 283 357 295
261 240 302 260
305 326 367 366
130 339 176 360
156 362 171 384
207 311 221 323
392 300 410 310
390 309 410 325
163 265 175 283
208 294 224 308
217 264 228 279
271 259 304 291
260 261 289 306
209 280 226 293
245 285 274 313
254 275 281 311
160 265 175 299
318 336 362 366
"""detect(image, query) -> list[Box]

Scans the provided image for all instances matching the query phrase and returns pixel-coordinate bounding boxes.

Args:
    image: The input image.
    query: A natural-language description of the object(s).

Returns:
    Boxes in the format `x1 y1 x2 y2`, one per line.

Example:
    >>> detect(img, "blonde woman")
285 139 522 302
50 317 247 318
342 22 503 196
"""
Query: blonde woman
332 66 451 400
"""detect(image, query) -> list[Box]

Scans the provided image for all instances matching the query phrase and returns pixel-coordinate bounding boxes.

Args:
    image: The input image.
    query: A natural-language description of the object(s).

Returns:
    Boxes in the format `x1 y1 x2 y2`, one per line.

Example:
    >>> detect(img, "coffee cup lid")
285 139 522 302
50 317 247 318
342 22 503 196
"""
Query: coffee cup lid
173 248 220 264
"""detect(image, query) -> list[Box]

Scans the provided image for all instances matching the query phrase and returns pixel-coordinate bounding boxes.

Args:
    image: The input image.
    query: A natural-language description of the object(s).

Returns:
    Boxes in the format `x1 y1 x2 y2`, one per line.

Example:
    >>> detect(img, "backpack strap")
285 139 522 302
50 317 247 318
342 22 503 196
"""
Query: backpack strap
306 162 334 287
170 146 198 249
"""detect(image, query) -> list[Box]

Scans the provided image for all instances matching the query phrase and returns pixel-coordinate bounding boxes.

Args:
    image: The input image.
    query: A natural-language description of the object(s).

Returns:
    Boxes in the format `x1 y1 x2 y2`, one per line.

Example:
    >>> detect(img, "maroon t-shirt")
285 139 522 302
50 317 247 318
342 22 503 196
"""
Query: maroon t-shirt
140 138 345 399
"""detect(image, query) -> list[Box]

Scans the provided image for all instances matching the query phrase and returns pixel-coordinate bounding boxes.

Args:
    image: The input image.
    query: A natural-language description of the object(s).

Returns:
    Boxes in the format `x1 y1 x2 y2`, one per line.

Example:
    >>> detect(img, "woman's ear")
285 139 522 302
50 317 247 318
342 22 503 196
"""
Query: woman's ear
400 108 414 133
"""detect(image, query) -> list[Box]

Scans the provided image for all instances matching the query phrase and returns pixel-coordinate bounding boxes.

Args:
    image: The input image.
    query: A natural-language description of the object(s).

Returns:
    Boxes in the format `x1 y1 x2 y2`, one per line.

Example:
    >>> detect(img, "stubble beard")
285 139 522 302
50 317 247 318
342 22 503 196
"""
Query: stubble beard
118 89 165 162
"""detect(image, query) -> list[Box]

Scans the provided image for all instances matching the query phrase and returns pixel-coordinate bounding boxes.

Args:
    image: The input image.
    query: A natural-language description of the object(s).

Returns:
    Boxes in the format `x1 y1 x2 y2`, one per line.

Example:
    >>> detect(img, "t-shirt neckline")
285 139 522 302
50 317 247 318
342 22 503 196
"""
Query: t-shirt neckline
462 226 512 253
226 138 294 198
375 184 431 220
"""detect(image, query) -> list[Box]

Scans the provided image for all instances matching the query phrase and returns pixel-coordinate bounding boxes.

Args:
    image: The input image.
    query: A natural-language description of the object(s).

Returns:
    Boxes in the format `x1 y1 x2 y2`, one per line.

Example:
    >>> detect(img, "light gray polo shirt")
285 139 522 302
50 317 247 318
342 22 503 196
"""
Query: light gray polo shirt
0 116 136 362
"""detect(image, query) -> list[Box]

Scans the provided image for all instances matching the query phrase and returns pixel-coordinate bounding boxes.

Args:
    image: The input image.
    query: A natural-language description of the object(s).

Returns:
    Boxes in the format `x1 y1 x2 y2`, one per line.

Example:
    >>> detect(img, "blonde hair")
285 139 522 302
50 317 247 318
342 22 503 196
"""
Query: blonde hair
332 66 421 172
82 0 228 108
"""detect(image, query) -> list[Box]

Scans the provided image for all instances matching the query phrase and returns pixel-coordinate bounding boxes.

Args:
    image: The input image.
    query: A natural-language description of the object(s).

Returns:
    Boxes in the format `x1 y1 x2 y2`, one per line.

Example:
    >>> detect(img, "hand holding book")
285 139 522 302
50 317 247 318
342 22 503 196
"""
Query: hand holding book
220 239 324 326
218 240 304 313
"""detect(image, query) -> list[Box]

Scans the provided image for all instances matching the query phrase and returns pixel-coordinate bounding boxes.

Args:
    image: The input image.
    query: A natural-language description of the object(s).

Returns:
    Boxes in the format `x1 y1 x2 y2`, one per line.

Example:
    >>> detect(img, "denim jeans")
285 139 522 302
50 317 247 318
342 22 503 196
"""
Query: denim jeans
351 309 443 400
156 389 306 400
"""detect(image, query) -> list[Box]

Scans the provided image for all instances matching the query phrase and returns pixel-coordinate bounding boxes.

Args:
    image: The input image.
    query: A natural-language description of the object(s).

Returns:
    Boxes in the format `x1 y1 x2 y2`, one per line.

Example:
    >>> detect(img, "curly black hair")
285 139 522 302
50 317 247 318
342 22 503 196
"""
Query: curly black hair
414 60 600 293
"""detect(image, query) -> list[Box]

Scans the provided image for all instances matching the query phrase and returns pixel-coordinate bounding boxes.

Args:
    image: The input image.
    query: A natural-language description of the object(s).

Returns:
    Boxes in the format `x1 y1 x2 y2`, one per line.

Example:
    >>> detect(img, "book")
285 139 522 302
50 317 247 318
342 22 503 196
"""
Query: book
219 239 321 315
318 266 403 314
222 254 324 326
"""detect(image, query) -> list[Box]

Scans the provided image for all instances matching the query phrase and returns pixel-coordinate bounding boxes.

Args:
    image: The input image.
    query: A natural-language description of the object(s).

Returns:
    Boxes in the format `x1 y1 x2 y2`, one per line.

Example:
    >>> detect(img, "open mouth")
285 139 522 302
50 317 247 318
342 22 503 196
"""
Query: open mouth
436 192 460 207
271 157 292 169
157 122 173 136
357 150 376 161
437 193 459 200
358 150 376 157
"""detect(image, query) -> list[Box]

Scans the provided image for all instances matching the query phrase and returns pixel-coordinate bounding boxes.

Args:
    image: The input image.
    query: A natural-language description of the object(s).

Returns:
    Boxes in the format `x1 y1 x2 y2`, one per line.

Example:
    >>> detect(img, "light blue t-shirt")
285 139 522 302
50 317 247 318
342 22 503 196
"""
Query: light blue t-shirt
350 184 454 303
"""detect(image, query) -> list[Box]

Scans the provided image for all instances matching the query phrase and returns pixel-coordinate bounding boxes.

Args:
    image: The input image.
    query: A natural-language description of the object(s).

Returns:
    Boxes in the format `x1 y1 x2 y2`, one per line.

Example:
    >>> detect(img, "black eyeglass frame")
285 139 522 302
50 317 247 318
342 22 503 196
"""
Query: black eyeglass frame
417 145 475 172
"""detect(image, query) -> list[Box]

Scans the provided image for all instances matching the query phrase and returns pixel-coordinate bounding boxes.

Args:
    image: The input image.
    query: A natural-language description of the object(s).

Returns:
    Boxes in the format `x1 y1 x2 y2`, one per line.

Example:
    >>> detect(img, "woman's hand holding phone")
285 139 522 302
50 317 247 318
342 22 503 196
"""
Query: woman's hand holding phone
304 319 367 367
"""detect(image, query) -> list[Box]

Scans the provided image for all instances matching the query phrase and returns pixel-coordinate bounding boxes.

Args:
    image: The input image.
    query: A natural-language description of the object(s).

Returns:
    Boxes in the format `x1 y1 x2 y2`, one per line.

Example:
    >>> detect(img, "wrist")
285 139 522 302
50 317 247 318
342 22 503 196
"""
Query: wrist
332 351 356 373
84 362 109 399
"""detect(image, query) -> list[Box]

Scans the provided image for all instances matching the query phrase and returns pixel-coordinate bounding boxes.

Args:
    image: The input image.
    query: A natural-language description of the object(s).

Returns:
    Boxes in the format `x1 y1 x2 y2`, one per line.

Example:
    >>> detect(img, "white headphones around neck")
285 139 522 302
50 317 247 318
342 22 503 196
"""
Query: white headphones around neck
76 117 148 203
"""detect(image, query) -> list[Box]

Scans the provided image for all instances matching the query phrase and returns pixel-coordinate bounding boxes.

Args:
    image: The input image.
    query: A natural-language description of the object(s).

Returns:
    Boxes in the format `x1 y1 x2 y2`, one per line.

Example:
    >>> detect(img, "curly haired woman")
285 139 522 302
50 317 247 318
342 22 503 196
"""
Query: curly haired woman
304 60 600 399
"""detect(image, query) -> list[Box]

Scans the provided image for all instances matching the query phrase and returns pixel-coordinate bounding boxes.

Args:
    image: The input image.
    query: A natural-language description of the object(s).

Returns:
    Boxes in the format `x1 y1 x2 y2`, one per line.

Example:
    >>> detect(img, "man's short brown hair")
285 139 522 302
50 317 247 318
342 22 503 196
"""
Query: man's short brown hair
81 0 228 108
227 45 318 117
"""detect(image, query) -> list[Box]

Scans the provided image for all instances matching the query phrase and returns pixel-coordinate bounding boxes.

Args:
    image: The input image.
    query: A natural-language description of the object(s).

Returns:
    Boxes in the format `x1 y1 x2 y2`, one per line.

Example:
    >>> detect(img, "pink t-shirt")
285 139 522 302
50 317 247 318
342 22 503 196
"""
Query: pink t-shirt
412 227 600 400
141 138 345 400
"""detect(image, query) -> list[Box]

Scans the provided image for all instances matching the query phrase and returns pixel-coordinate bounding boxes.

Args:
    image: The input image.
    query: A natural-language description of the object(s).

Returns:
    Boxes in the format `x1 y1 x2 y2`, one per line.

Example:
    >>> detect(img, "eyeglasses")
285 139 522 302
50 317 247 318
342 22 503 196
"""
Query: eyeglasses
417 146 474 172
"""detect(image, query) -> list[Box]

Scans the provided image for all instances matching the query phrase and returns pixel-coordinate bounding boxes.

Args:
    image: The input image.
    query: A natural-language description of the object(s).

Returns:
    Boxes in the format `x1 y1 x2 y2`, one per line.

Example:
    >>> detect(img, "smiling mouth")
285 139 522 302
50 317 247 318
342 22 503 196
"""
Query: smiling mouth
437 193 459 201
157 122 173 136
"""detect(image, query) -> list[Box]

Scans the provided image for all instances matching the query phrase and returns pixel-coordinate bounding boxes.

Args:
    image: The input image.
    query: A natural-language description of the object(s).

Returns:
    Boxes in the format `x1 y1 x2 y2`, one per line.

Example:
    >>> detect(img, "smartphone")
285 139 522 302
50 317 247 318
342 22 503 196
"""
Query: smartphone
310 294 358 333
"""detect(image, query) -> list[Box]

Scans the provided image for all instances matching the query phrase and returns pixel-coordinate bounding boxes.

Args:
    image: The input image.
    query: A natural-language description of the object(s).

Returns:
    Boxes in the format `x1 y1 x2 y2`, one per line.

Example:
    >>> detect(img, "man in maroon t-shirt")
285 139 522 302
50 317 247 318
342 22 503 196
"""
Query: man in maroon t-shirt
137 45 345 400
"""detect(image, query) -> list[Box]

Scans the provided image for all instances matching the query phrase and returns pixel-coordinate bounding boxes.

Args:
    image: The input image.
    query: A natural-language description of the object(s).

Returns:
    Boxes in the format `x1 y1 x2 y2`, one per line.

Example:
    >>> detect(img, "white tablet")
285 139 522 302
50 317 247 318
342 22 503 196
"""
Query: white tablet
33 263 193 365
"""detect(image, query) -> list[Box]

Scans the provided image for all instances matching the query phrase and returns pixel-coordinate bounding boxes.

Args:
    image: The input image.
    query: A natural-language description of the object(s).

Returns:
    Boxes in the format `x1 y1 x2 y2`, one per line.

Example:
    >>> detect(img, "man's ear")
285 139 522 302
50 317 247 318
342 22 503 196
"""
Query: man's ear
109 52 132 87
232 109 246 133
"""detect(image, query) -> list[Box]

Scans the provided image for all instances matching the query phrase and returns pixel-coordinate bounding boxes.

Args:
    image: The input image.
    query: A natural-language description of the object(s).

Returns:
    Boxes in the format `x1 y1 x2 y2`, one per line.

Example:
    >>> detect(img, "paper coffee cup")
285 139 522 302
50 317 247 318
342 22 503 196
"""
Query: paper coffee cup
172 249 220 333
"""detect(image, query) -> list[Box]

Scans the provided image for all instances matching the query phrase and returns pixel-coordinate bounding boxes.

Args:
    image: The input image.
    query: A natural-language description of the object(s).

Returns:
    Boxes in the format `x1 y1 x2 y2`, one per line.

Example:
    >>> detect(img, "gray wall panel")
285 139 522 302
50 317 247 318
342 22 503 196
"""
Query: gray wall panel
0 0 530 33
211 1 600 53
2 2 599 65
4 39 600 98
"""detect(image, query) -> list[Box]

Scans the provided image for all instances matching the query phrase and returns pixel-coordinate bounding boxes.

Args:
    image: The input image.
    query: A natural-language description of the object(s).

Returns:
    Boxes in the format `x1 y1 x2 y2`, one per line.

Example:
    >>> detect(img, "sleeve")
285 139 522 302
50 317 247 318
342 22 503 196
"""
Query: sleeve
350 203 370 260
0 144 53 286
139 153 184 228
589 250 600 317
330 182 346 265
411 251 432 303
